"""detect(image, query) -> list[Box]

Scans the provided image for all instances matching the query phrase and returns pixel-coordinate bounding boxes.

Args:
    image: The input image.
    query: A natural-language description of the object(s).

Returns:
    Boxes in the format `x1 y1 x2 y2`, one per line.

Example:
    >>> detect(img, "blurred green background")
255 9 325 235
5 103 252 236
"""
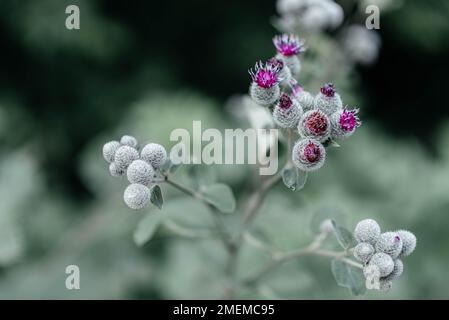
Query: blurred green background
0 0 449 299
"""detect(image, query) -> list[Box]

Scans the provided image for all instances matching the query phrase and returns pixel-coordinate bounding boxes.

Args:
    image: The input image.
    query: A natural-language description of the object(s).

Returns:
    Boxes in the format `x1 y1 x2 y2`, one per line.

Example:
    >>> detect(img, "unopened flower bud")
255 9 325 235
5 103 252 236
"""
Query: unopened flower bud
109 162 124 177
114 145 139 170
292 138 326 172
103 141 121 163
353 242 375 264
354 219 381 245
127 159 154 186
273 93 303 128
383 259 404 281
396 230 417 257
379 279 393 293
140 143 167 169
368 252 394 277
120 135 138 148
124 183 151 210
298 109 331 142
314 83 343 115
376 232 403 259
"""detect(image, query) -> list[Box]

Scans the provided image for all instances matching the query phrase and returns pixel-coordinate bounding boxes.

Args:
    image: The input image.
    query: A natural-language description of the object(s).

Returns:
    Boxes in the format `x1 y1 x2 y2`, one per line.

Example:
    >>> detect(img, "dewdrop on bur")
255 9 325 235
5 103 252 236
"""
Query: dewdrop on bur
109 162 124 177
273 93 302 128
331 108 361 140
298 109 331 142
124 183 151 210
126 159 154 186
114 145 139 170
292 138 326 172
141 143 167 169
368 252 394 277
120 135 138 148
353 242 375 264
314 83 343 115
396 230 417 257
273 34 305 76
103 141 121 163
375 232 403 259
354 219 381 245
249 61 281 106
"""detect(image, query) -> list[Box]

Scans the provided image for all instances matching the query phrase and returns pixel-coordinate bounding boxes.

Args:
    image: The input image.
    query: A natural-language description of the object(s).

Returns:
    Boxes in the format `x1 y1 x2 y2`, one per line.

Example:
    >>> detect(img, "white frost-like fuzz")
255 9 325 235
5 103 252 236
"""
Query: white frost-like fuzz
273 94 303 128
295 90 315 112
375 232 403 259
123 183 151 210
383 259 404 281
314 92 343 116
249 82 280 107
292 138 326 172
353 242 375 264
120 135 138 148
354 219 381 245
114 145 139 170
396 230 417 257
368 252 394 277
140 143 167 169
103 141 121 163
109 162 124 177
379 279 393 293
126 159 154 186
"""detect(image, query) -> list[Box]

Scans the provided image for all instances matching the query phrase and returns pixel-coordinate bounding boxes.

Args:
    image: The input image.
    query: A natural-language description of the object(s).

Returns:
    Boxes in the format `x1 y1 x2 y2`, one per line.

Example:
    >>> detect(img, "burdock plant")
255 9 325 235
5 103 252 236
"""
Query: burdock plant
101 30 415 298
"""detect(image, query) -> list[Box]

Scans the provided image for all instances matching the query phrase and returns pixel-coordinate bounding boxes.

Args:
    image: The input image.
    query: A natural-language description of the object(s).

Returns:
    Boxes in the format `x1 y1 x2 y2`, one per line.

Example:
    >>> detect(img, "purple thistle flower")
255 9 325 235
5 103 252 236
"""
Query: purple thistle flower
248 61 281 89
279 93 293 109
339 108 361 132
320 83 336 97
273 34 305 57
302 141 322 163
305 110 329 135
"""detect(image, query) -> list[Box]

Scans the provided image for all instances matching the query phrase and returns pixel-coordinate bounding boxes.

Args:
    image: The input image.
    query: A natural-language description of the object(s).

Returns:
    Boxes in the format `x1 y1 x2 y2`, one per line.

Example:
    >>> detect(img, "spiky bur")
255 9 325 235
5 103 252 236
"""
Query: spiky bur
367 252 394 277
124 183 151 210
382 259 404 281
290 79 314 112
267 58 291 86
273 34 305 76
114 145 140 170
314 83 343 115
331 108 361 140
103 141 121 163
379 279 393 293
120 135 138 148
354 219 381 245
292 138 326 172
353 242 375 264
273 93 303 128
396 230 417 257
109 162 124 177
127 159 154 186
140 143 167 169
375 232 403 259
298 109 331 142
249 61 281 106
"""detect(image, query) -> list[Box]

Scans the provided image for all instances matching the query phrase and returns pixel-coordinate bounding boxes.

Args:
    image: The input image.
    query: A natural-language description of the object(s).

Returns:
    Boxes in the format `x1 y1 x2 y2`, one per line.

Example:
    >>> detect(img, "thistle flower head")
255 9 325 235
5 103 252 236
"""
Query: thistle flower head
126 159 154 186
123 183 151 210
353 242 375 264
114 145 140 170
249 61 281 89
279 93 293 109
120 135 138 148
368 252 395 277
267 57 284 70
109 162 124 177
141 143 167 169
354 219 381 245
273 93 302 128
383 259 404 281
103 141 121 163
273 34 305 57
340 109 361 132
298 109 330 142
396 230 417 257
320 83 336 97
375 232 403 259
292 138 326 172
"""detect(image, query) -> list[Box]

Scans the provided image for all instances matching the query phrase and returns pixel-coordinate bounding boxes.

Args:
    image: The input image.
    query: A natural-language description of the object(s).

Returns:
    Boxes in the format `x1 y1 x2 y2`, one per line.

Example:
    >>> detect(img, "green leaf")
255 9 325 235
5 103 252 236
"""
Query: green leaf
150 185 164 209
133 212 164 246
331 220 356 249
281 167 307 191
331 259 366 296
200 183 236 214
